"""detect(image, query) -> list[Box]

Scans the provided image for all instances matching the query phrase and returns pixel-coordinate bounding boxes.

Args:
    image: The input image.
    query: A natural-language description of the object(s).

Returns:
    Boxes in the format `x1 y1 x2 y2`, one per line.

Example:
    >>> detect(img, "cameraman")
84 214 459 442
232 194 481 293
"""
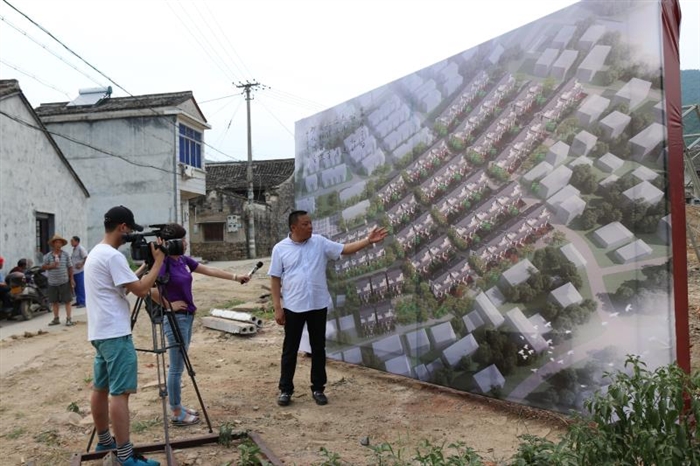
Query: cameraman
147 223 249 426
84 206 164 466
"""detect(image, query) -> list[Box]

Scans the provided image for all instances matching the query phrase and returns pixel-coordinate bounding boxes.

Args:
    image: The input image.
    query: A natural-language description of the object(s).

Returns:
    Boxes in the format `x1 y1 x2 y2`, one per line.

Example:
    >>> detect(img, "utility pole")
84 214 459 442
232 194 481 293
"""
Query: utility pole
236 81 261 258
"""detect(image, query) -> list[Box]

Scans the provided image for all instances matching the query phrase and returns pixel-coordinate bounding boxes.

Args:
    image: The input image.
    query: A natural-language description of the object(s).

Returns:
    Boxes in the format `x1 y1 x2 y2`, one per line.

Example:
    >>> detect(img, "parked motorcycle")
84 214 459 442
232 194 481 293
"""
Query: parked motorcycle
4 266 51 320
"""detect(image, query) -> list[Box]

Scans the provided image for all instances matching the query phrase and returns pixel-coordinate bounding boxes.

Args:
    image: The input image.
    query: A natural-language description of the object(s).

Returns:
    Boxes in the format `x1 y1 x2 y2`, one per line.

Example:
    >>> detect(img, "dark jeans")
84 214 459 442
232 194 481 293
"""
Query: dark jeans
279 308 327 394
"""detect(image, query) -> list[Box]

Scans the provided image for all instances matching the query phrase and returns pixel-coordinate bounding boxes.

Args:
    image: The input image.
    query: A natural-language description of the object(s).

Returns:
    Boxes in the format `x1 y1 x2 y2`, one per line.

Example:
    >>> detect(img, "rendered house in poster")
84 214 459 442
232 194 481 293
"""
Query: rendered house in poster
295 0 686 413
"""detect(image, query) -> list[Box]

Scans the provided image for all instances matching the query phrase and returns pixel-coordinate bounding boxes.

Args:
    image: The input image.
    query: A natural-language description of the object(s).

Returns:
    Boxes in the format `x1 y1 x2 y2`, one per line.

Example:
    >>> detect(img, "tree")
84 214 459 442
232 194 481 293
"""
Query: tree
449 136 465 152
542 76 557 96
474 342 493 366
503 284 520 303
579 208 599 230
571 165 598 195
541 302 560 321
598 201 622 224
434 122 448 137
550 231 567 246
527 272 548 294
555 117 581 140
516 283 537 303
467 150 485 166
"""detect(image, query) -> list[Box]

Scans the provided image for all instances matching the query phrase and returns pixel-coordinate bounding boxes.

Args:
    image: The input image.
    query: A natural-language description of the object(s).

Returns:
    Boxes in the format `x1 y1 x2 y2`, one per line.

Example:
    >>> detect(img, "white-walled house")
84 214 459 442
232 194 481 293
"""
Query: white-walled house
0 80 89 267
35 89 209 248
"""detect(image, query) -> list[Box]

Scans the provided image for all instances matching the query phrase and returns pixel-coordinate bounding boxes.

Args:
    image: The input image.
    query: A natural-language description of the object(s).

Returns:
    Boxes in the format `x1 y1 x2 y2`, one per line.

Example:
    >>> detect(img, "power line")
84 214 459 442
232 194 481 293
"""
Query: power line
209 96 241 119
0 14 105 88
3 0 244 162
267 87 327 109
163 0 236 83
199 93 242 104
189 0 249 82
214 98 245 147
264 90 325 112
2 0 129 95
0 58 71 98
201 0 256 81
257 96 295 138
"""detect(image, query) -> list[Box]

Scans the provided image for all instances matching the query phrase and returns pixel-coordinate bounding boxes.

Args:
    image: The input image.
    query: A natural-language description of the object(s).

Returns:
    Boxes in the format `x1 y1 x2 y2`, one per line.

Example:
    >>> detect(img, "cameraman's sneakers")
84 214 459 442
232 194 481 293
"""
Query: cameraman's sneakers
95 438 116 452
118 453 160 466
65 318 74 327
48 317 60 326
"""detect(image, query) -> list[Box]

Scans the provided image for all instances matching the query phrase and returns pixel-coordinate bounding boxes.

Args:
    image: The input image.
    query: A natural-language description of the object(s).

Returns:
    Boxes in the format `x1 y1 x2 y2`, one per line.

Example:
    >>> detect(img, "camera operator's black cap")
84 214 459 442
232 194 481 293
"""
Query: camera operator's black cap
104 206 144 232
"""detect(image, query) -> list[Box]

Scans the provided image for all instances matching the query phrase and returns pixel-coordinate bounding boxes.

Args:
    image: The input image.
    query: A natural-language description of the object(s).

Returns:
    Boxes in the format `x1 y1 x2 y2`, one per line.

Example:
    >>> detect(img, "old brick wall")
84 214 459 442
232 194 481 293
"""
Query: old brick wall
189 176 295 260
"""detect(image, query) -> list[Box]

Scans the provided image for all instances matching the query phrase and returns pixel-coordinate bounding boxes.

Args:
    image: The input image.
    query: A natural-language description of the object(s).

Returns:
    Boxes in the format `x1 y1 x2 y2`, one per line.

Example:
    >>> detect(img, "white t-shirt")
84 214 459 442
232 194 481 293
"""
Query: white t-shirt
268 234 344 312
84 243 139 341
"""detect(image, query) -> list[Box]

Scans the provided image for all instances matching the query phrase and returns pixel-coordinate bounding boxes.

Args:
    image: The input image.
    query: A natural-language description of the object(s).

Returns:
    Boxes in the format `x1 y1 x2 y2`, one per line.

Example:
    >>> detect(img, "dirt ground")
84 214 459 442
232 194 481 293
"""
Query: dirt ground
0 207 698 466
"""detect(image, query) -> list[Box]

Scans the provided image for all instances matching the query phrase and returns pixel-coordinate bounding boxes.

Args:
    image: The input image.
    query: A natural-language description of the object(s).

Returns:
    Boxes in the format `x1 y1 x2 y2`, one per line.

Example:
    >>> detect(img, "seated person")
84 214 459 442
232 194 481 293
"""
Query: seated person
10 258 30 275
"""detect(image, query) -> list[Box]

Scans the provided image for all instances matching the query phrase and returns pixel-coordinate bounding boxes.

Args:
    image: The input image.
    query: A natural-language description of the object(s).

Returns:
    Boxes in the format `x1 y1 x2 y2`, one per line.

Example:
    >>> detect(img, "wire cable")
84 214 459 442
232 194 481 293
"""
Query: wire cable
267 87 327 110
0 58 71 98
199 92 242 104
189 0 249 82
0 14 105 88
201 0 256 81
257 96 295 138
264 89 325 112
164 0 235 83
2 0 129 95
214 98 245 147
3 0 246 162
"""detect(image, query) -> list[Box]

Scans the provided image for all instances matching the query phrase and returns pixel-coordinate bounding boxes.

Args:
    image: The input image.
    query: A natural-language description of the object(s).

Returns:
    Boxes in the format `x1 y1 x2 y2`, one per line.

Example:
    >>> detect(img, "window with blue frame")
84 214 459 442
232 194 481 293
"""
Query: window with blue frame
179 124 203 168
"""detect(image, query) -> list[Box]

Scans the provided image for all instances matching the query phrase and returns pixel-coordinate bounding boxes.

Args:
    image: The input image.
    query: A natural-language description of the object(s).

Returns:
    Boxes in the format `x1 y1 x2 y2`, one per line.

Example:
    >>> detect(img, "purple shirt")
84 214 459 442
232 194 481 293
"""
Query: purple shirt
158 255 199 313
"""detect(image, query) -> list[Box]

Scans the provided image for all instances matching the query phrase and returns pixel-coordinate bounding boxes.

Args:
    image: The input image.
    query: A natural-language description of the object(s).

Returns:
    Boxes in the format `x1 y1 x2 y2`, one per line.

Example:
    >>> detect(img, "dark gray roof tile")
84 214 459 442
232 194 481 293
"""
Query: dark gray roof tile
34 90 195 116
0 79 20 98
206 158 295 190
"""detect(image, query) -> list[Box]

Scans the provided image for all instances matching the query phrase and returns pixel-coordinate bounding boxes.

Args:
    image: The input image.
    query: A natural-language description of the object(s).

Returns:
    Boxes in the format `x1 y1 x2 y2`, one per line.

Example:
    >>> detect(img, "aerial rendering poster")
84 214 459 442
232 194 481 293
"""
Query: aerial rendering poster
293 0 687 413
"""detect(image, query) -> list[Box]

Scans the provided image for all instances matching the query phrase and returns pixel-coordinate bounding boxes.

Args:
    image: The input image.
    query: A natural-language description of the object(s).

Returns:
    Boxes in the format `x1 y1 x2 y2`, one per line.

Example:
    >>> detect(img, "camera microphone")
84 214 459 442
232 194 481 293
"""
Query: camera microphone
248 261 264 278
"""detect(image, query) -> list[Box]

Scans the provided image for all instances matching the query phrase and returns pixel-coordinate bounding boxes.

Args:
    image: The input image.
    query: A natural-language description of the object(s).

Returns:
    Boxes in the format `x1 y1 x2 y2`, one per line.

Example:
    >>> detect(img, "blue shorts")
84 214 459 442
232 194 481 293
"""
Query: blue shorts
91 335 138 396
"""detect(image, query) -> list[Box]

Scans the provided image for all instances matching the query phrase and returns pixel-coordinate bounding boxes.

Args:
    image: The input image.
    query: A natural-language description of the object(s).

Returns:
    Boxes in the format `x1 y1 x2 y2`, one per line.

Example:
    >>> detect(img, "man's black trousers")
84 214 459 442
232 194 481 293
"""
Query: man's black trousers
279 307 327 394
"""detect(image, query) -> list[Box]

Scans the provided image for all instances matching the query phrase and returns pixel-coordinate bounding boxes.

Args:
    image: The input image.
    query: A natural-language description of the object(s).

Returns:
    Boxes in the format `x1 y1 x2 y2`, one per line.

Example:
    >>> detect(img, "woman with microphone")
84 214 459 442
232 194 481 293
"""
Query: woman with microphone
149 223 249 426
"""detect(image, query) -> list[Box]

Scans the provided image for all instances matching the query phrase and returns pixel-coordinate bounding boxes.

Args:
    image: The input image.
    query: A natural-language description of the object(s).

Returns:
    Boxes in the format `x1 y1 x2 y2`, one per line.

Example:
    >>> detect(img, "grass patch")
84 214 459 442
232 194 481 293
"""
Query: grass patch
34 429 60 446
602 269 646 294
577 268 594 302
132 417 161 434
251 302 275 321
7 427 25 439
502 365 542 396
216 298 245 309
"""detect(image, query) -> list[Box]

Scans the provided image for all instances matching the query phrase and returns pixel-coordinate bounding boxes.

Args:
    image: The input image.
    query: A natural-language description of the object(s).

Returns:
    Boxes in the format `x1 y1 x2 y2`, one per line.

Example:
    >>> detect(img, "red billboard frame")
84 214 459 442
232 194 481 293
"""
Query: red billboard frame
662 0 690 373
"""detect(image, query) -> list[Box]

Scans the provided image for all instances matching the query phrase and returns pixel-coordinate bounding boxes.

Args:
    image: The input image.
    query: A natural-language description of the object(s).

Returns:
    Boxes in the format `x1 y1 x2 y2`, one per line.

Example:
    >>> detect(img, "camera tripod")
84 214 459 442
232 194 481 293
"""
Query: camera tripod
82 277 212 465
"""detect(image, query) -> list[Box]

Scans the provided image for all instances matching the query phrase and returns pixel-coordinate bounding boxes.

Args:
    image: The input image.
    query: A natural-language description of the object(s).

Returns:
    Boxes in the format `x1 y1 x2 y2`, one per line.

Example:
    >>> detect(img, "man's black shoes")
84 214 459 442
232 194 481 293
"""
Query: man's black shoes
312 391 328 405
277 392 292 406
277 391 327 406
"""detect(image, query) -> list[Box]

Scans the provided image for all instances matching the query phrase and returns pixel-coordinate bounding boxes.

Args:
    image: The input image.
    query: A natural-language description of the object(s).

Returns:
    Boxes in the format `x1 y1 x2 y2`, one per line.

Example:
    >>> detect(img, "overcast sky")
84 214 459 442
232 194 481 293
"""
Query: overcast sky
1 0 698 163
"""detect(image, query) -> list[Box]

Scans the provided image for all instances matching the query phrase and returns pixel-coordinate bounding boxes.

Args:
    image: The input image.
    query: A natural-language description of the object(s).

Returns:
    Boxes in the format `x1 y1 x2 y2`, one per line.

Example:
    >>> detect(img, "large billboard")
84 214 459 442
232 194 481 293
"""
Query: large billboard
294 0 687 413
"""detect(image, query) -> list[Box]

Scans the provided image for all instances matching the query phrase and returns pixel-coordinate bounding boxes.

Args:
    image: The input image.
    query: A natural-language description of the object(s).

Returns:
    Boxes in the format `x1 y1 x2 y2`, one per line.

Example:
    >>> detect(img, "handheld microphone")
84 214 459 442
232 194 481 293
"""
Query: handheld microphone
248 261 264 278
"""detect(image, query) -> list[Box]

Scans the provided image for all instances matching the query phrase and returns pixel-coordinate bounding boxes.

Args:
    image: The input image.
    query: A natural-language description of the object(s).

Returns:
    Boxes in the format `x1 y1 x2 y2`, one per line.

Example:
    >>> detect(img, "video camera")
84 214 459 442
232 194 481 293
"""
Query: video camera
123 224 185 267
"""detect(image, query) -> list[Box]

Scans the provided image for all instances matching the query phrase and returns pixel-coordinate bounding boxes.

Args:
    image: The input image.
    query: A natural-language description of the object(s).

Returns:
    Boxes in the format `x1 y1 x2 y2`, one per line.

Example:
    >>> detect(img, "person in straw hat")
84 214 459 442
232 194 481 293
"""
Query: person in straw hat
42 233 75 326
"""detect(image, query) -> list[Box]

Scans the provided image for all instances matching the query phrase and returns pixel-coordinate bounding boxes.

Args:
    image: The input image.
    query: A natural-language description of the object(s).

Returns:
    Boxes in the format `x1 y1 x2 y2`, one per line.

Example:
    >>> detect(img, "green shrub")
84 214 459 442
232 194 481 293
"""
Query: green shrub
511 356 700 465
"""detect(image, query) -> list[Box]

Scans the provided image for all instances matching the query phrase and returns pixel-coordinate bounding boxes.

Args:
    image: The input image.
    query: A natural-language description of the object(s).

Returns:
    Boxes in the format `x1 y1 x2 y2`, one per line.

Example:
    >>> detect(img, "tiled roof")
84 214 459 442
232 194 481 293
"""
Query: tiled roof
0 79 20 98
34 90 195 116
206 158 295 190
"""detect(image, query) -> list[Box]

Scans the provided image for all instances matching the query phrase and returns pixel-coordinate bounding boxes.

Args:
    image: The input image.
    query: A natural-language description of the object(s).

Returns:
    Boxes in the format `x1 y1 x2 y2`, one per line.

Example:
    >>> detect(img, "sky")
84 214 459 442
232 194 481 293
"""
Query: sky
1 0 698 163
